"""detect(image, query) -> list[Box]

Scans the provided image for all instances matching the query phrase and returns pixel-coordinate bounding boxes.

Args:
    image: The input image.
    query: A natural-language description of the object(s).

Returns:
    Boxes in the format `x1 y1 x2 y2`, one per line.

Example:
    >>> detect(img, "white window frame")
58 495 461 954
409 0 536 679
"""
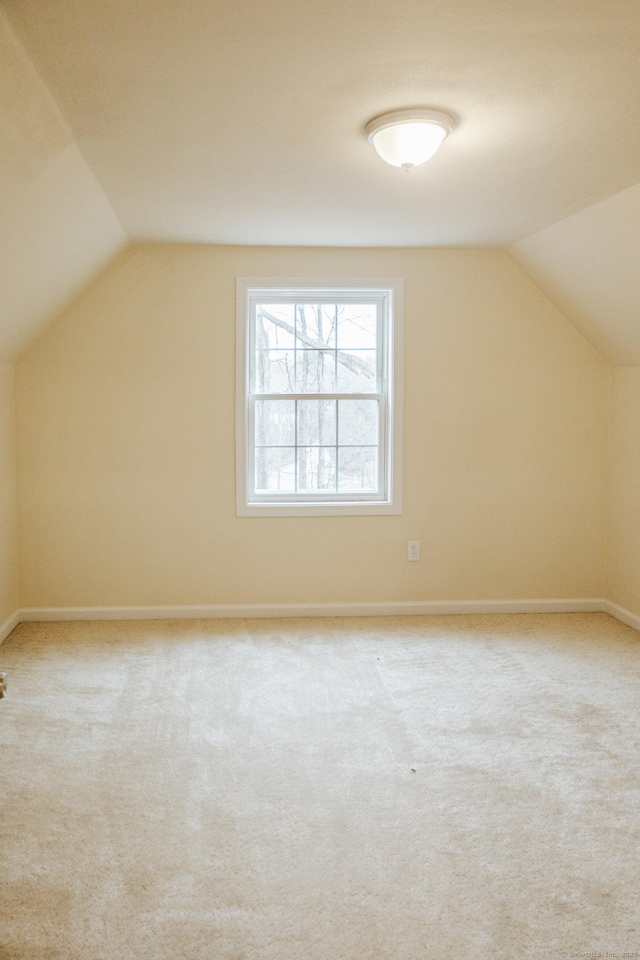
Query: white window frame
236 278 403 517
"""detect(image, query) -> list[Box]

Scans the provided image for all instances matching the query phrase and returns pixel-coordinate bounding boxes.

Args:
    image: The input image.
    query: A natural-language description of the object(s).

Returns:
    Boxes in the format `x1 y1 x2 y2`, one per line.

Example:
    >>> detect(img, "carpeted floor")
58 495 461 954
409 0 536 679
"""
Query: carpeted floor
1 613 639 959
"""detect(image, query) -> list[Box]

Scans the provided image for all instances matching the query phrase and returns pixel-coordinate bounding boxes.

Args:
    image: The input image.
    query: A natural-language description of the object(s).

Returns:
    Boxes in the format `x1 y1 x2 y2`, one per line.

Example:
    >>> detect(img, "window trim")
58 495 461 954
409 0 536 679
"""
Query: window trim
236 278 403 517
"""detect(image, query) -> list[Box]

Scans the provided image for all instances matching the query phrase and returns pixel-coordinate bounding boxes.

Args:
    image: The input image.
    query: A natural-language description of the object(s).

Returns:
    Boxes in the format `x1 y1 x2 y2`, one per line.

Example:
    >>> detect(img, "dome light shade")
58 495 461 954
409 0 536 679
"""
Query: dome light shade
365 109 455 172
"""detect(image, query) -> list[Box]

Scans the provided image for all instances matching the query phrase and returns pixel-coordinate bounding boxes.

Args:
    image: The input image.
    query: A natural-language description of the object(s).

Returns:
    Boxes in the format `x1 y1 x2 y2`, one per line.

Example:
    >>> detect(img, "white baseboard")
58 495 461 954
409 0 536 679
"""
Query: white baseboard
602 600 640 633
3 598 637 639
19 597 604 622
0 610 21 644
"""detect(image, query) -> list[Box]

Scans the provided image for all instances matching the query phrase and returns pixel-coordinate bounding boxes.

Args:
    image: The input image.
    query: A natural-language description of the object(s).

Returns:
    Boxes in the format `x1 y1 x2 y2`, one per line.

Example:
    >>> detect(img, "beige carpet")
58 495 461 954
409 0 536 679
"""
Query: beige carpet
1 613 639 959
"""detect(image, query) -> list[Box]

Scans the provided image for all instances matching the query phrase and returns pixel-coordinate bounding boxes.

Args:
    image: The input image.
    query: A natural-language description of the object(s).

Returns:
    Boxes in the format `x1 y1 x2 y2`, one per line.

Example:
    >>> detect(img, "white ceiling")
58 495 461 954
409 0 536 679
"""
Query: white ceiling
1 0 639 362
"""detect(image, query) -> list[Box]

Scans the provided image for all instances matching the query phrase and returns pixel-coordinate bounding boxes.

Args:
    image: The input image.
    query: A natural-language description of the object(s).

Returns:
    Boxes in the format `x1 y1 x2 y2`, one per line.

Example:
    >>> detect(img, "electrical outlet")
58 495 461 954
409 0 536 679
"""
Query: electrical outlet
407 540 421 561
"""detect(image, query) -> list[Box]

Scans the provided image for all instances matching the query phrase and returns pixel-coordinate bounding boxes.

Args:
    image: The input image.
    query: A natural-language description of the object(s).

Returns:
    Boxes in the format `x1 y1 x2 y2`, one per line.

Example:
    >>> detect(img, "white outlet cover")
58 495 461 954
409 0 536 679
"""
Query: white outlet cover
407 540 421 561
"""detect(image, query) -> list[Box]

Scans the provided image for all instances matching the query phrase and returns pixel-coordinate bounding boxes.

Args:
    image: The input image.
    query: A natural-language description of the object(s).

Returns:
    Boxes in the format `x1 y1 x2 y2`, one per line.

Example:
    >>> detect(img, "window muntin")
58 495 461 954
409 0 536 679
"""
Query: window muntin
237 280 402 516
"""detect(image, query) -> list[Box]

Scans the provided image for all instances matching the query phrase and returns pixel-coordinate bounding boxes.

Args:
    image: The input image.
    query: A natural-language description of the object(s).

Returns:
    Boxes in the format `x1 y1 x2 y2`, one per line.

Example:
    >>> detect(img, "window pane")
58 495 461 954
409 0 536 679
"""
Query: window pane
255 305 296 348
297 399 336 445
338 399 378 445
295 304 336 348
255 400 295 445
337 447 378 492
297 447 336 491
256 350 295 393
255 447 295 492
296 350 335 392
336 304 377 349
336 350 376 392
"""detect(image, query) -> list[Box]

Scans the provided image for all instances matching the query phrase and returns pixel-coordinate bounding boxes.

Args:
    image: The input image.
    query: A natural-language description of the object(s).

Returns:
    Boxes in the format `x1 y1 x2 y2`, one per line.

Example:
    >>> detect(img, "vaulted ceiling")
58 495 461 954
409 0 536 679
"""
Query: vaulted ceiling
1 0 639 363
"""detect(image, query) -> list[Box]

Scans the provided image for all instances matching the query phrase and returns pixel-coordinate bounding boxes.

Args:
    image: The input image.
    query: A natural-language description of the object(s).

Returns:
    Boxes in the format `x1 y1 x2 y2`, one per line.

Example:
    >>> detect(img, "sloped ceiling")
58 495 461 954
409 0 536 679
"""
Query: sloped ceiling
509 185 640 365
0 10 126 362
1 0 639 363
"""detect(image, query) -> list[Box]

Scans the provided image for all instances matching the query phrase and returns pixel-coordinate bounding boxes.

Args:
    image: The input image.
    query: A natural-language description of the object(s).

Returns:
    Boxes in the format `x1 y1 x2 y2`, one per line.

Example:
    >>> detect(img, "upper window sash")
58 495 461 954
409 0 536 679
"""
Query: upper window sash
248 295 386 397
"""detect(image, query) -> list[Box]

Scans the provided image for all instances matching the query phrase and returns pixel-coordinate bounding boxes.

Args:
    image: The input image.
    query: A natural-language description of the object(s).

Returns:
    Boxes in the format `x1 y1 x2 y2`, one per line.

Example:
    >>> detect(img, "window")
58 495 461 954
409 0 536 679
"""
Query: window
236 278 402 516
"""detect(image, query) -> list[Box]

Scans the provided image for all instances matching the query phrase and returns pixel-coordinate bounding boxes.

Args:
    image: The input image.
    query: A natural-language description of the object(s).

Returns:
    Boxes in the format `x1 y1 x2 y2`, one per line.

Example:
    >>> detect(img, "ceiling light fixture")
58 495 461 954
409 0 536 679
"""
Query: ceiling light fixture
365 109 455 172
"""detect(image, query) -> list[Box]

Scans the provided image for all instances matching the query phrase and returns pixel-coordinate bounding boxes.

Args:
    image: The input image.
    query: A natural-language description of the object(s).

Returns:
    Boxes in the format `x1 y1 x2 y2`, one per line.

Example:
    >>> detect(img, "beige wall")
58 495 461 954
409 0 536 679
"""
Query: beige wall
0 363 18 624
16 244 610 608
607 366 640 618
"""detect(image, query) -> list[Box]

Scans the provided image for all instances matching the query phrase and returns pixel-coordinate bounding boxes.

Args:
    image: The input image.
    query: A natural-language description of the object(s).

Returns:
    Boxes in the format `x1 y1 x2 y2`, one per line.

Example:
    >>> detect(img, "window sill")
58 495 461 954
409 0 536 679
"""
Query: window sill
237 499 402 517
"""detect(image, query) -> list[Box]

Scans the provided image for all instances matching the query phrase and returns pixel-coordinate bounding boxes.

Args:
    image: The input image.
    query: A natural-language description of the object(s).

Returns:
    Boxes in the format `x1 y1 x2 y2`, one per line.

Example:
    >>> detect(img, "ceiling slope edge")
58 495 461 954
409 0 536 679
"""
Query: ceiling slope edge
508 183 640 366
0 10 128 363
